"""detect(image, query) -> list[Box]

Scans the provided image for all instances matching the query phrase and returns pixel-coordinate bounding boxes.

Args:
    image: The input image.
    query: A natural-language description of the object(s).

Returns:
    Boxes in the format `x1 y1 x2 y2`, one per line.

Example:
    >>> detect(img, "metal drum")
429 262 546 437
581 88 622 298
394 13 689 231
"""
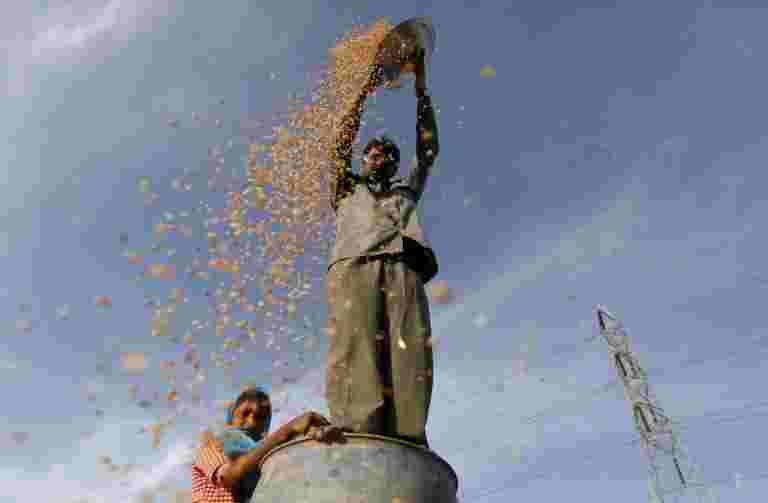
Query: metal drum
250 433 458 503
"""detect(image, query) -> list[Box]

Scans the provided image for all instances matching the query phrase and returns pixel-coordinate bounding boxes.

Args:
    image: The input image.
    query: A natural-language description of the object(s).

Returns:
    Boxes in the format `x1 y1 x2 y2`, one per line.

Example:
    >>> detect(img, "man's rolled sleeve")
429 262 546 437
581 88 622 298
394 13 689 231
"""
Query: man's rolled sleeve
408 94 439 202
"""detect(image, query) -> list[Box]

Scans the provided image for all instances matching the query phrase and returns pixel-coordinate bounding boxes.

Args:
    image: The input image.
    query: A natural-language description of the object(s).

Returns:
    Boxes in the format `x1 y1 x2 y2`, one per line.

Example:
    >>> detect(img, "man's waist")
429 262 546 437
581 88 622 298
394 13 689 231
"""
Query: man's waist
329 250 413 266
328 241 438 283
331 238 432 262
354 251 410 264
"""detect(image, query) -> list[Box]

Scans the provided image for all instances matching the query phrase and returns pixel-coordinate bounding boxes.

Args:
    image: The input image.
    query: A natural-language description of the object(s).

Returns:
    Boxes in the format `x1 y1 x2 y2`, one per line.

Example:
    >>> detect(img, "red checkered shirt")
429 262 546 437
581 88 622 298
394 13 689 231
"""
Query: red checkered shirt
192 440 237 503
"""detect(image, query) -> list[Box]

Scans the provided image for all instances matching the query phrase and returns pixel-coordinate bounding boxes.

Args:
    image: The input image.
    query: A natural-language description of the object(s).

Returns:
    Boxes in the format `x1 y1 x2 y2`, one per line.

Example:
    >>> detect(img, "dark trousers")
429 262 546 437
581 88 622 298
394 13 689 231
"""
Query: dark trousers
325 254 434 446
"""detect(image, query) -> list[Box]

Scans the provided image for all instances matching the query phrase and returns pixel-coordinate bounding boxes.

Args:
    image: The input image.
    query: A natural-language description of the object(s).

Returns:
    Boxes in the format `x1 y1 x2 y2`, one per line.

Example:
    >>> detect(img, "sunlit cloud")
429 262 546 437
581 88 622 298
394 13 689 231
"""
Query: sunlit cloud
0 368 329 503
35 0 123 51
4 0 160 97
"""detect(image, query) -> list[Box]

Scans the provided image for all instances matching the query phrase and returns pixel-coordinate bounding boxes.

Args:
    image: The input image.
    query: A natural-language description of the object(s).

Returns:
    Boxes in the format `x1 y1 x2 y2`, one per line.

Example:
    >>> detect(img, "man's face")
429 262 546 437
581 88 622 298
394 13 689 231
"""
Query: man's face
230 399 270 436
363 145 387 171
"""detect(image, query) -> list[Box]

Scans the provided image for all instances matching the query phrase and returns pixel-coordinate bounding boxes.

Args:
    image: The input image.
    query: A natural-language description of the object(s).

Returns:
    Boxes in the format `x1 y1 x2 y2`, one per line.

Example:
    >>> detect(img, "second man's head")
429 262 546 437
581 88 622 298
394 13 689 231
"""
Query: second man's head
227 387 272 439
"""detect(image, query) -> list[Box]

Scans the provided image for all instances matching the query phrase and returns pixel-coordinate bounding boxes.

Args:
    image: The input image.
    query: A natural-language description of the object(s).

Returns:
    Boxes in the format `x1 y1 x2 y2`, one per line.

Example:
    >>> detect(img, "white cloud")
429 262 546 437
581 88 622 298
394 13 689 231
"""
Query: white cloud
3 0 160 97
0 416 201 503
36 0 122 50
0 369 331 503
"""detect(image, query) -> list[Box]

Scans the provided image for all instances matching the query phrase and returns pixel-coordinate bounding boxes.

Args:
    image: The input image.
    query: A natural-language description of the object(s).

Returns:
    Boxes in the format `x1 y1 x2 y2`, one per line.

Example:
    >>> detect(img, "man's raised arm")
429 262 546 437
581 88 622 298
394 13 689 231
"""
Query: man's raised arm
407 51 439 202
329 67 381 211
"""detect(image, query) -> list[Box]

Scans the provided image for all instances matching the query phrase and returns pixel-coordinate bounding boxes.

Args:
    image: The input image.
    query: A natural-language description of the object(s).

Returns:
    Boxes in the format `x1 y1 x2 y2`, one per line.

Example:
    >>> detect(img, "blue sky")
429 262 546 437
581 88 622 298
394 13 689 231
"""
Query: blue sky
2 1 768 502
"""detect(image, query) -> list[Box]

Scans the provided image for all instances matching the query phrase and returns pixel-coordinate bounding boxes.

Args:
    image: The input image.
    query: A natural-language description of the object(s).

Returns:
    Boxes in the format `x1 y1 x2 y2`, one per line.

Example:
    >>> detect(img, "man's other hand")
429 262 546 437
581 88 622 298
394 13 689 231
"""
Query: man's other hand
306 425 347 444
287 411 331 437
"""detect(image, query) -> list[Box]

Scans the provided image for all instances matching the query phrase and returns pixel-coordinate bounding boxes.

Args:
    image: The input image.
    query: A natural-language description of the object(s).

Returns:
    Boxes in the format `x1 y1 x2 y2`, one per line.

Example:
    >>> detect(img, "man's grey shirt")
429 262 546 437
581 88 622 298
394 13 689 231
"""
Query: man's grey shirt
328 94 440 283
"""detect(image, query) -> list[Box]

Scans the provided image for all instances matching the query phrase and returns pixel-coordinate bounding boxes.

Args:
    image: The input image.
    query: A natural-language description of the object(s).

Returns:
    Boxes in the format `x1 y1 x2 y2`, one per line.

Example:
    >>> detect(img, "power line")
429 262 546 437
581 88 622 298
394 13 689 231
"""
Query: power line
463 469 768 503
452 304 768 503
660 471 768 496
441 334 768 442
455 404 768 503
442 373 768 465
438 386 768 463
515 342 768 428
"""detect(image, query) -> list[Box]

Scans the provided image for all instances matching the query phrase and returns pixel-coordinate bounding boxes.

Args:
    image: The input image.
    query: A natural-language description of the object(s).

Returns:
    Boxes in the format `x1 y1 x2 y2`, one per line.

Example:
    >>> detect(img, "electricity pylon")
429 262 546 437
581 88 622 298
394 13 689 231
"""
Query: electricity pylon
595 305 713 503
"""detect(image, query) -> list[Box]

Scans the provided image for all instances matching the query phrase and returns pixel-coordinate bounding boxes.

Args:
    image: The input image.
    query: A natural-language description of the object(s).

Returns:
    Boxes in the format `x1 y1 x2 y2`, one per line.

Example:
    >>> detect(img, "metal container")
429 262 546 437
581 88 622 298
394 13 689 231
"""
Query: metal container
377 17 436 91
250 433 458 503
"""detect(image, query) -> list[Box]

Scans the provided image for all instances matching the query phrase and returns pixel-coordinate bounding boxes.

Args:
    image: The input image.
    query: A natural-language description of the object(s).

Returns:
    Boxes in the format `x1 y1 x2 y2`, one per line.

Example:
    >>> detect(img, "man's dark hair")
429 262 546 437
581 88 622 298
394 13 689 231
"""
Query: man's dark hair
227 386 271 423
363 134 400 165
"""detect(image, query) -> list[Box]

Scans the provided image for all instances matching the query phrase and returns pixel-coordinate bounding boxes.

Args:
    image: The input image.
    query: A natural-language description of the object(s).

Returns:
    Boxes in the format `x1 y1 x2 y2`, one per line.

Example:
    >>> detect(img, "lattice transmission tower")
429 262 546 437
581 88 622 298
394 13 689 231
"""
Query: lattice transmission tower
595 305 716 503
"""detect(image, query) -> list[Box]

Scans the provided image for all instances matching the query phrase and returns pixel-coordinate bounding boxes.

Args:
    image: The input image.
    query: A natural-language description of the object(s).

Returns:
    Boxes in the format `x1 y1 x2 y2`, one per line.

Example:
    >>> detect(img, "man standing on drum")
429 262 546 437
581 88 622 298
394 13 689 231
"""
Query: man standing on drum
324 49 440 448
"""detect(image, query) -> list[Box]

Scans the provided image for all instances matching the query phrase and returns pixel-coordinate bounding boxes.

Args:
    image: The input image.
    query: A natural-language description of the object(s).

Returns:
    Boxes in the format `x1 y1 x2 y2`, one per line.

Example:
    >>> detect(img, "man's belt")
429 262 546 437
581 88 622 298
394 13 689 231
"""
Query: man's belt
355 252 408 265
